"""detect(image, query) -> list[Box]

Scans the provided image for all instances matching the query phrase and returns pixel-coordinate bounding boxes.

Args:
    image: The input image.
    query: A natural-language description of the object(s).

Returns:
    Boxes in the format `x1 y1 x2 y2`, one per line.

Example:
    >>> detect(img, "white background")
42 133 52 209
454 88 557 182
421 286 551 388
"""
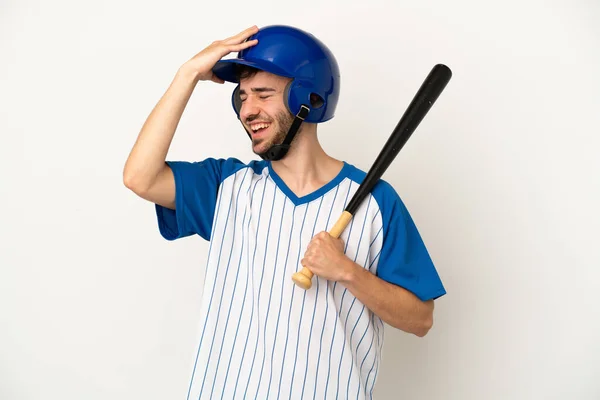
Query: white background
1 0 599 399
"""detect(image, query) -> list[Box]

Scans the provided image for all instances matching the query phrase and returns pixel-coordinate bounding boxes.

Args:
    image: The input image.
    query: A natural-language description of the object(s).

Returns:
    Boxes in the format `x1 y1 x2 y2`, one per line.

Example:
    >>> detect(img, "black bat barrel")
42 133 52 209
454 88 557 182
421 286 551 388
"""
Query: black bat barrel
345 64 452 215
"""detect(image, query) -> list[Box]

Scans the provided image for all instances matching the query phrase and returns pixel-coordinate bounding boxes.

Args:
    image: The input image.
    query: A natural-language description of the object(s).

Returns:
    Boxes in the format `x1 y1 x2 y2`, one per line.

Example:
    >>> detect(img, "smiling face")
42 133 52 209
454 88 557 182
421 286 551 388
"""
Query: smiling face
238 70 295 155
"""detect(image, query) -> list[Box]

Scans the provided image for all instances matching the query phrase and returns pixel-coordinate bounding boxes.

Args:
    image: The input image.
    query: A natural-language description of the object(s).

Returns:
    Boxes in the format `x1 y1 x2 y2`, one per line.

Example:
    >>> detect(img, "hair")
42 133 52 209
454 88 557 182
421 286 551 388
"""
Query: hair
234 64 260 81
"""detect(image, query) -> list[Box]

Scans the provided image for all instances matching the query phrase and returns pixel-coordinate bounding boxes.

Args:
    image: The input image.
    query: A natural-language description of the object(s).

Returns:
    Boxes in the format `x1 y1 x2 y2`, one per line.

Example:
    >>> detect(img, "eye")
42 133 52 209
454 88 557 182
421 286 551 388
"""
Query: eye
259 95 272 100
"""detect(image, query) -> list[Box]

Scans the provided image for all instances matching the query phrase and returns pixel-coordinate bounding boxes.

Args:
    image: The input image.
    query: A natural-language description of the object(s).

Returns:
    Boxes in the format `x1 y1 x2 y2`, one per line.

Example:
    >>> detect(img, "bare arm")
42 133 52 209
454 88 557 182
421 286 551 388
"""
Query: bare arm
301 232 436 337
123 68 199 209
123 25 259 209
339 259 434 337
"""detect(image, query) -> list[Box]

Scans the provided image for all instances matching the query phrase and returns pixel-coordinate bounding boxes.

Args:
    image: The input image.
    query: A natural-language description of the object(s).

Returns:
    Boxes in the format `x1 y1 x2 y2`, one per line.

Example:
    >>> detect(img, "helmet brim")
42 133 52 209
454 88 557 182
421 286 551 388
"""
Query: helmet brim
212 58 295 83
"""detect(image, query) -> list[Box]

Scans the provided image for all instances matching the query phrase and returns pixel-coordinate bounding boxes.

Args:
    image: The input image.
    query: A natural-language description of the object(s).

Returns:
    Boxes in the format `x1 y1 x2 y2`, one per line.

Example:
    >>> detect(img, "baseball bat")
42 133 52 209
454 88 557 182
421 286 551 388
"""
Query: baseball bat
291 63 452 290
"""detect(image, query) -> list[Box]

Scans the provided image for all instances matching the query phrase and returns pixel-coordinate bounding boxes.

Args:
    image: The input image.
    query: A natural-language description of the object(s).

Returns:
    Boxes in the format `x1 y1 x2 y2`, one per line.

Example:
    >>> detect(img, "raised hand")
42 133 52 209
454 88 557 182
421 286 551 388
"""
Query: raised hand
182 25 259 84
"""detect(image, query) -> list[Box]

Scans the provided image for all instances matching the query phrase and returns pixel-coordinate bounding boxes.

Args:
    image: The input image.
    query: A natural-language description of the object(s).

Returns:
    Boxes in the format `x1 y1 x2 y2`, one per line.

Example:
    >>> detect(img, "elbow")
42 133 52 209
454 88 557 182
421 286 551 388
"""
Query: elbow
123 163 134 189
123 169 150 196
411 300 435 337
123 170 138 191
389 310 434 337
412 314 433 337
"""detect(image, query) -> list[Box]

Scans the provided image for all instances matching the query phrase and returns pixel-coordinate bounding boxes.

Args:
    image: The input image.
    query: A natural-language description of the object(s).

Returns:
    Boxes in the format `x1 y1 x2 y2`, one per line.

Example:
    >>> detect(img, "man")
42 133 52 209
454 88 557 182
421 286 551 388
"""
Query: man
124 24 445 400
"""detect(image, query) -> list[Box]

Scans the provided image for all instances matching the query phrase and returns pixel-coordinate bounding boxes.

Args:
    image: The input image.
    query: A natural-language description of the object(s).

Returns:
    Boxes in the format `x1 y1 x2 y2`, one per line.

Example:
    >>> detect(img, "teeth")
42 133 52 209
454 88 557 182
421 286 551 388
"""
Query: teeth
251 123 270 131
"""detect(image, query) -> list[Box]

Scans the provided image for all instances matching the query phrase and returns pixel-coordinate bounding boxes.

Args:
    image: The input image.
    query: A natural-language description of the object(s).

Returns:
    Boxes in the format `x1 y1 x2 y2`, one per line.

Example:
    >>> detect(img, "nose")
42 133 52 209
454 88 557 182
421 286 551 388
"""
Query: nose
239 97 260 122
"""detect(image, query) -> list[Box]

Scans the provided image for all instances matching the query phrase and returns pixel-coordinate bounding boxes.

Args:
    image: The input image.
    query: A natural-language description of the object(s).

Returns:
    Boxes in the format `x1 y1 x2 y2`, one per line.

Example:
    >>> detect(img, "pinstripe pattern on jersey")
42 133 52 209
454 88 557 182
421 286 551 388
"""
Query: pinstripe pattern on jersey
183 163 386 400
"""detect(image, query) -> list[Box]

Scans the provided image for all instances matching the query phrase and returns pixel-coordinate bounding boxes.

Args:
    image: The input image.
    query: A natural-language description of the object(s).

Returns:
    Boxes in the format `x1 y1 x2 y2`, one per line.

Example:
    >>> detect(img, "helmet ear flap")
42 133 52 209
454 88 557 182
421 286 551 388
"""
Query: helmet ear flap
231 84 242 118
286 79 327 121
282 80 294 115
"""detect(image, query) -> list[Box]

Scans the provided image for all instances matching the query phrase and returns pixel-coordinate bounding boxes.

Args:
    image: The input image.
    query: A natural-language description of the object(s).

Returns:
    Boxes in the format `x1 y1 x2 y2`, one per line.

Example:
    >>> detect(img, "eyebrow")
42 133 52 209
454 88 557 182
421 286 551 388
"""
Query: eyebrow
238 87 277 95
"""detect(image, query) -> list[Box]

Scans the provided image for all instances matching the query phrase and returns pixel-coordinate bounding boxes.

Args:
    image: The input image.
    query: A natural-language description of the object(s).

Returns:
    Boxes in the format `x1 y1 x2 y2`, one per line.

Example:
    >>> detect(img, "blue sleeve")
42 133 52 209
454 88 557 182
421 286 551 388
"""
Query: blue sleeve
372 181 446 301
155 157 243 241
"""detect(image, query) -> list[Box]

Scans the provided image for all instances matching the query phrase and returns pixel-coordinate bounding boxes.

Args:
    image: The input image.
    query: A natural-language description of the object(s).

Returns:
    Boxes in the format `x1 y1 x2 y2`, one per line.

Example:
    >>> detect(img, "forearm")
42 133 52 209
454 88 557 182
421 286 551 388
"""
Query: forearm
340 258 434 337
123 66 199 190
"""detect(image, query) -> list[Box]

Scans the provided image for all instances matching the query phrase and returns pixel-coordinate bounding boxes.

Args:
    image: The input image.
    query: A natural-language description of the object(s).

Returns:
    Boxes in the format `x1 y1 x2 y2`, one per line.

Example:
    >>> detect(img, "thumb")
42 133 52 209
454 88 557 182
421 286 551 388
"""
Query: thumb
210 73 225 84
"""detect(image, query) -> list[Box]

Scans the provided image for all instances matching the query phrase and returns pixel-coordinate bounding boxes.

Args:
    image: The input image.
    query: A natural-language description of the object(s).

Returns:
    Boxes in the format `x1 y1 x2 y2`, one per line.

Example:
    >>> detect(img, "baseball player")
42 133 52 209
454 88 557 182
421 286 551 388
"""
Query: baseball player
124 24 446 400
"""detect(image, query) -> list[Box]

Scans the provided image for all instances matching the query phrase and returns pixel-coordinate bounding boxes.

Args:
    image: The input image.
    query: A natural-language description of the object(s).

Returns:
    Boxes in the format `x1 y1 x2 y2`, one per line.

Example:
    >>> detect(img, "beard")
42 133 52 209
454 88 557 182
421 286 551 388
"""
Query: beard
250 110 295 155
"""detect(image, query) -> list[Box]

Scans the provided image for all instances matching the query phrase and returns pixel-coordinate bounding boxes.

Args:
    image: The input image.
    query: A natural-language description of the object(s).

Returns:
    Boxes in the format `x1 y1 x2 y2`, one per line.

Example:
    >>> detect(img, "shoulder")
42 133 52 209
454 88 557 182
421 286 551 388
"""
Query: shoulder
218 157 267 181
167 157 268 184
344 162 403 208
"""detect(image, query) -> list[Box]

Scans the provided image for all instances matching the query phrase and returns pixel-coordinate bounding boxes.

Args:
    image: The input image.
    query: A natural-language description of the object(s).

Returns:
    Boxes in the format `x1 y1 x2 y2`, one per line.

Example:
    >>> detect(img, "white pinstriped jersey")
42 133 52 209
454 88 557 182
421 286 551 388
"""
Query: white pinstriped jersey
155 158 445 399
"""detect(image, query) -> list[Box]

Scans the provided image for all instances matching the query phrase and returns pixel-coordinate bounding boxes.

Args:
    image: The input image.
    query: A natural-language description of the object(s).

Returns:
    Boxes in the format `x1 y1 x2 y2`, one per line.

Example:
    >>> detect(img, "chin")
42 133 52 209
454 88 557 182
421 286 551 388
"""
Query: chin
252 142 270 156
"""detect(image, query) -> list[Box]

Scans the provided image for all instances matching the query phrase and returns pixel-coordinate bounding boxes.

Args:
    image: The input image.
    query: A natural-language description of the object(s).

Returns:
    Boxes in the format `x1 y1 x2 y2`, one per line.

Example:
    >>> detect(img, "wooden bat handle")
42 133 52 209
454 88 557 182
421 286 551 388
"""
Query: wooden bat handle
291 211 353 289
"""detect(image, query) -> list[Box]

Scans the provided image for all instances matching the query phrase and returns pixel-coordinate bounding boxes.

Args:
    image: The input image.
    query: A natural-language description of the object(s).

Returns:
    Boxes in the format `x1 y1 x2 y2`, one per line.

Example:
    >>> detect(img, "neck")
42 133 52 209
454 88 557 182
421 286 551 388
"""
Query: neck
270 124 344 198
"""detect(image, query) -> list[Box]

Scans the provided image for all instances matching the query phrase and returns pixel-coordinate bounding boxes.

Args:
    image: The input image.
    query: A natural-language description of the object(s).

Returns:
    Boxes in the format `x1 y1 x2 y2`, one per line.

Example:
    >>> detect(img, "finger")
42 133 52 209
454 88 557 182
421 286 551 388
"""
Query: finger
318 231 331 241
227 39 258 52
226 25 259 43
301 258 312 271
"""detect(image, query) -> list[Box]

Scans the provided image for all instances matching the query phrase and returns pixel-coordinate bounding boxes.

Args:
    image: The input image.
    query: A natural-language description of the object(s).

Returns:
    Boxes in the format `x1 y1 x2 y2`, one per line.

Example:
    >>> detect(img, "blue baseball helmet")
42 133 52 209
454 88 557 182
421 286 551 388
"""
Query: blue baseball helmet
212 25 341 124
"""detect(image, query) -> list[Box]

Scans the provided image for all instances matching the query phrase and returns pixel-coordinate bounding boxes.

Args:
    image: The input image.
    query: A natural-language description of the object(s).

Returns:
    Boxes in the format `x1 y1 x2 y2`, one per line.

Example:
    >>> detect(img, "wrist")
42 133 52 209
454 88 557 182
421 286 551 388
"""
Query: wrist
339 257 362 285
176 63 202 84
